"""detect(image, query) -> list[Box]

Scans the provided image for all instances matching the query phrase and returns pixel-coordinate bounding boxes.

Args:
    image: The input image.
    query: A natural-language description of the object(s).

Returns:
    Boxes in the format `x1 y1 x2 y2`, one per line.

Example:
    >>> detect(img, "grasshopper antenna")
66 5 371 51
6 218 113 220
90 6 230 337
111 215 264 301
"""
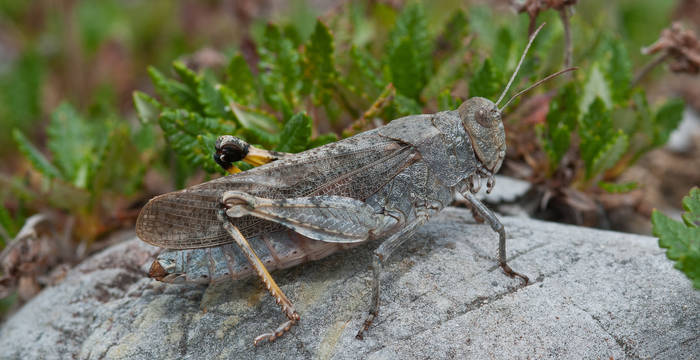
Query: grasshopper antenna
495 22 546 107
498 67 578 111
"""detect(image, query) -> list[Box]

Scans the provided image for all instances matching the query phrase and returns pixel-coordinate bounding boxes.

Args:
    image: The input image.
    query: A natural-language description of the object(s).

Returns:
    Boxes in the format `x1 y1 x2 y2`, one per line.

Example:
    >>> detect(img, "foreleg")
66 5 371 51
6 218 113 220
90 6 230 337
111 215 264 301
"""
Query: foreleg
460 191 529 284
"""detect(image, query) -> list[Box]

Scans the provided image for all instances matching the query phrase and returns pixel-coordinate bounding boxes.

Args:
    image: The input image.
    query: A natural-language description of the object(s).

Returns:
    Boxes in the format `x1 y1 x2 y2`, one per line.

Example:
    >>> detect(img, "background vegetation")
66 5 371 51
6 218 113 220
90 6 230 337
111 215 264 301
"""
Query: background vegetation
1 0 699 312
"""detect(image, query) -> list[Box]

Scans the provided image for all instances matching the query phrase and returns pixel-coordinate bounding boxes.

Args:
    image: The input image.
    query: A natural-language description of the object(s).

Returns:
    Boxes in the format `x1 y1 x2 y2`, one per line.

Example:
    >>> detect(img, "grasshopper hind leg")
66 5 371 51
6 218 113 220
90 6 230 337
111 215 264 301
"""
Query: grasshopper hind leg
217 210 300 345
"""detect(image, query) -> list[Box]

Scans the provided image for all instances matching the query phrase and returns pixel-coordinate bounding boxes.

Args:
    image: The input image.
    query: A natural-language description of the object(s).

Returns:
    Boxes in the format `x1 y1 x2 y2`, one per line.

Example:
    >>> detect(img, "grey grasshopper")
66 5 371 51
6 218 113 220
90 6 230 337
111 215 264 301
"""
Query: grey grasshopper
136 24 573 345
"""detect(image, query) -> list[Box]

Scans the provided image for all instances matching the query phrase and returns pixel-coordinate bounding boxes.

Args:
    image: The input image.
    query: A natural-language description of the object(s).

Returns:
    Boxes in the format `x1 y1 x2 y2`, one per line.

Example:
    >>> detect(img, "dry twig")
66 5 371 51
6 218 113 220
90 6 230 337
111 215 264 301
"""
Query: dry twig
632 22 700 86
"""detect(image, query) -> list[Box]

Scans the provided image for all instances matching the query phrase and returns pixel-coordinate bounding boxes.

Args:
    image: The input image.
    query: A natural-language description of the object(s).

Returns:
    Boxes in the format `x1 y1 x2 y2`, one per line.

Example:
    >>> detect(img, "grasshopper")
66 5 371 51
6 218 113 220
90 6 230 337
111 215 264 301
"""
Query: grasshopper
136 24 574 345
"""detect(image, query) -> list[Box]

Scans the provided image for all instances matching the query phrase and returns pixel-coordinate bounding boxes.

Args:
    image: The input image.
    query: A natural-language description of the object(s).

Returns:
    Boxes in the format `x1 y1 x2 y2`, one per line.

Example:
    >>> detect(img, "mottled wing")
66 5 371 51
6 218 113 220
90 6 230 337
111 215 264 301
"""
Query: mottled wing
136 129 417 249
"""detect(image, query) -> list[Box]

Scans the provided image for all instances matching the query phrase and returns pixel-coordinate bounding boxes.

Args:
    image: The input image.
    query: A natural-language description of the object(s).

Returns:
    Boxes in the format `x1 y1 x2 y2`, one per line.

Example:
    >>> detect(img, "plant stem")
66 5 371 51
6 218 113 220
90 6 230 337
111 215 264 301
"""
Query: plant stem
559 7 572 68
631 51 669 87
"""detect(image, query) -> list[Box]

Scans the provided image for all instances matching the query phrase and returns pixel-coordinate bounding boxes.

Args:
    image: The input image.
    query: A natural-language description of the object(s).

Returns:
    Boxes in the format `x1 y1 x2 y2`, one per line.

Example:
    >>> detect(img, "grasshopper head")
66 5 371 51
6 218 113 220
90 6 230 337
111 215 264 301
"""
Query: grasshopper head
458 97 505 174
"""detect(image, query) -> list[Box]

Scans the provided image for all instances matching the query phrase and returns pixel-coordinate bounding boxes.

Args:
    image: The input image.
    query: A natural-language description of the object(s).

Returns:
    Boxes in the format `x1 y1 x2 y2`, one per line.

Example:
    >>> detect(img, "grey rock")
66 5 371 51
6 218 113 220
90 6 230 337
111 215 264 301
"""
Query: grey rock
0 208 697 359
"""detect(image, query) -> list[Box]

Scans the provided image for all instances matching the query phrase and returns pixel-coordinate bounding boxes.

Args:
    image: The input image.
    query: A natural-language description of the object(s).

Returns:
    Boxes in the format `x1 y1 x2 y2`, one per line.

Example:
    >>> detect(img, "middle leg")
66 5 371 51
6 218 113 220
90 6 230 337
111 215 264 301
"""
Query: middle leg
356 214 428 339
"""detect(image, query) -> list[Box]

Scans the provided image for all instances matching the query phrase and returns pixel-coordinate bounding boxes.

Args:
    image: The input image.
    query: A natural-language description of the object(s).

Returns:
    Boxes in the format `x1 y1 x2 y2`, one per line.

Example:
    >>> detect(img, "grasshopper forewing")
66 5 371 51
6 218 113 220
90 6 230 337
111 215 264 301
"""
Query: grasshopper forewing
136 23 574 345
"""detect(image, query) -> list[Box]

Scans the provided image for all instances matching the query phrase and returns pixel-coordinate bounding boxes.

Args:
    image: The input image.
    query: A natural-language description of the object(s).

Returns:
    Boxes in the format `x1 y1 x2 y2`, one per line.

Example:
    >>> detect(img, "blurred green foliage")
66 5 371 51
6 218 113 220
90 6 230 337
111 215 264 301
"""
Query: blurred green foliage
0 0 689 249
536 33 685 189
9 102 152 241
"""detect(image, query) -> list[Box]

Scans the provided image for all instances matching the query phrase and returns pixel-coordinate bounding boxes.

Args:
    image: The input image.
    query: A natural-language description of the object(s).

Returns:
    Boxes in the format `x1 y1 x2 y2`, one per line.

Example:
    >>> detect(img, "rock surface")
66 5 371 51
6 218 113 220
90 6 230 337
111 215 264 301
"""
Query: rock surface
0 207 698 359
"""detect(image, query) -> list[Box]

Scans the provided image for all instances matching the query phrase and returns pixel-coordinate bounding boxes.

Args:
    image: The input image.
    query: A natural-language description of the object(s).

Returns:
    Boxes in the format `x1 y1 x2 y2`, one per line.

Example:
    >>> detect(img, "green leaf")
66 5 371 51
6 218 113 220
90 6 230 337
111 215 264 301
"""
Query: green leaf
652 98 684 147
652 188 700 289
348 45 384 95
47 103 99 186
132 91 161 124
0 50 43 151
226 54 257 105
159 109 236 173
229 102 280 134
579 98 629 179
437 90 459 111
393 94 422 116
389 38 424 100
309 133 338 148
147 66 201 111
275 112 312 153
469 58 502 99
305 20 337 104
12 129 62 180
682 188 700 228
197 73 228 119
388 3 431 68
540 83 579 170
76 0 119 53
0 205 18 242
172 61 200 90
257 23 301 117
598 181 638 193
492 27 513 72
386 2 430 101
436 10 469 53
581 64 612 114
604 38 633 104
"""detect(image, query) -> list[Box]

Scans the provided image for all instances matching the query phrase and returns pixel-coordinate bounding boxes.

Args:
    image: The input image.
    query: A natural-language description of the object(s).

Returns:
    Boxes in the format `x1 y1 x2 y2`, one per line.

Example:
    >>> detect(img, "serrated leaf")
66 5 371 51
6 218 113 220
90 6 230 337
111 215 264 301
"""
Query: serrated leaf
595 131 628 179
275 112 311 153
196 133 226 174
579 98 628 179
393 93 422 116
652 188 700 289
198 72 228 119
305 20 337 104
388 3 431 66
172 61 199 90
604 38 632 104
492 27 513 72
257 23 301 117
229 102 280 134
389 38 424 100
541 83 579 170
436 10 469 53
47 103 99 186
159 109 236 173
598 181 638 193
0 50 43 150
386 3 430 101
652 98 684 147
581 64 612 114
682 188 700 228
147 66 200 111
437 90 459 111
132 91 161 124
349 45 384 94
12 129 62 180
469 58 502 99
226 54 256 105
